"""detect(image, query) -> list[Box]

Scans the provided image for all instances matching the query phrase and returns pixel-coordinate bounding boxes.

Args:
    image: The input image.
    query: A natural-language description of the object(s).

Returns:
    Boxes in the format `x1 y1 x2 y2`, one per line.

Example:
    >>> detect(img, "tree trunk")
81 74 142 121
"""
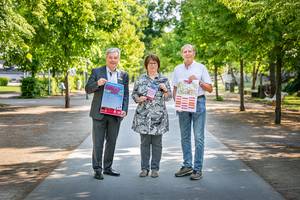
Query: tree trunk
230 67 237 86
258 73 265 98
214 65 219 99
240 59 245 111
251 61 260 90
275 52 282 124
52 67 56 78
65 71 70 108
269 61 276 97
30 65 36 78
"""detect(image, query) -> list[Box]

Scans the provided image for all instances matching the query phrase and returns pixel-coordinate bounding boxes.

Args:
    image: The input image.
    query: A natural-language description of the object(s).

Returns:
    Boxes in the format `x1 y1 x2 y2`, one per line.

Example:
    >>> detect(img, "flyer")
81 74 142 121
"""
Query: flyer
100 82 124 116
146 83 159 100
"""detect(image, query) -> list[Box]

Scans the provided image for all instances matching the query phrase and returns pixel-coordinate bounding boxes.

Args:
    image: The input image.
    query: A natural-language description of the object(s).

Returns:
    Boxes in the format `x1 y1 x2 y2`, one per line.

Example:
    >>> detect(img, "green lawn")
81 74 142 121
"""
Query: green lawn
0 86 21 93
246 94 300 111
215 80 300 111
283 95 300 110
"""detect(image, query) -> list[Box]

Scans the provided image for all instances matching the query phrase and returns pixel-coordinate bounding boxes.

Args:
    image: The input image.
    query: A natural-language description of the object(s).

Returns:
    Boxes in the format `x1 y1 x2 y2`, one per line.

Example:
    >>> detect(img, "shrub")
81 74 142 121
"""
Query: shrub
36 77 63 96
21 77 43 98
38 78 50 96
0 77 9 86
51 77 60 95
215 96 224 101
283 76 300 94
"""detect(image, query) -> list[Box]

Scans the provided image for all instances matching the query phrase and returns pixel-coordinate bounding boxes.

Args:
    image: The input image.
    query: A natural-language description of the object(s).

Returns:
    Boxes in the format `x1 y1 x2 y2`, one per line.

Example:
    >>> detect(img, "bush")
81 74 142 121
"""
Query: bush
215 96 224 101
38 78 50 96
51 77 60 95
36 77 63 96
283 76 300 94
21 77 43 98
0 77 9 86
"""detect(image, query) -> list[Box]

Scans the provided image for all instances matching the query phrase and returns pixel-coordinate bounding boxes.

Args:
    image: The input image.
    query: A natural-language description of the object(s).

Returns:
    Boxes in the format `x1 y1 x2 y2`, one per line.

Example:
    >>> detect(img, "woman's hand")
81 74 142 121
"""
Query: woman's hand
159 83 168 93
137 96 147 103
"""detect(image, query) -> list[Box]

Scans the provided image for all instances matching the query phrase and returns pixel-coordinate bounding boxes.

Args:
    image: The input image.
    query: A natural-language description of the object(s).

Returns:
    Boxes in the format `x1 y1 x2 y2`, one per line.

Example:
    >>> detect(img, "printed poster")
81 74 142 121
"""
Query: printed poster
100 82 124 116
175 80 198 112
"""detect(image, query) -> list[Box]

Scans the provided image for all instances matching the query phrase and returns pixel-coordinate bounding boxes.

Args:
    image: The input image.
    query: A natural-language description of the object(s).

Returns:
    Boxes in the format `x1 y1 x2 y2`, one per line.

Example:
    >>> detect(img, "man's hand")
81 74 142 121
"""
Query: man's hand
97 78 107 86
120 111 127 118
199 81 213 93
188 75 197 82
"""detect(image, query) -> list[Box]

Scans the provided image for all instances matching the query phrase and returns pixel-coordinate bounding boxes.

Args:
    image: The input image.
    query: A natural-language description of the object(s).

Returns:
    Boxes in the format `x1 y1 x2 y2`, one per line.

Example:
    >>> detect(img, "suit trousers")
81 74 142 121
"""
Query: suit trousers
92 116 121 172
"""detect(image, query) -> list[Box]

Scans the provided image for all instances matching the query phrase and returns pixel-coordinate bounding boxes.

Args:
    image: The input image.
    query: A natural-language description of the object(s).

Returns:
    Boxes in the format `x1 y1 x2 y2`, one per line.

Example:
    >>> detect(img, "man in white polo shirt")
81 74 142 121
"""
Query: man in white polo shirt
173 44 213 180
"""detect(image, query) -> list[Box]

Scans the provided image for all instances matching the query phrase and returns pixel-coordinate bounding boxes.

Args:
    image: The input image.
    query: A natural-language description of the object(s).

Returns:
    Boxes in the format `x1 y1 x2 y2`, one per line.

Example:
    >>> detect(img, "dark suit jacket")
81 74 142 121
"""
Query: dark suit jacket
85 66 129 120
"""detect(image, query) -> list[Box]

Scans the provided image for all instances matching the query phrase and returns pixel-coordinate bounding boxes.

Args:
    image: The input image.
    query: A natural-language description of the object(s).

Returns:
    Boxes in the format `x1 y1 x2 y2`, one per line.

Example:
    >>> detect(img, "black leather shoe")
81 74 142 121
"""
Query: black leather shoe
94 171 104 180
103 169 120 176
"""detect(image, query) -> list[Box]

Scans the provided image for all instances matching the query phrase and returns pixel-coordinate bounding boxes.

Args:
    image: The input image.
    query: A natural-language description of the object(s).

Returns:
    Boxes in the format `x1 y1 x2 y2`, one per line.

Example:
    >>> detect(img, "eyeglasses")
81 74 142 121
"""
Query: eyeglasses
148 62 158 66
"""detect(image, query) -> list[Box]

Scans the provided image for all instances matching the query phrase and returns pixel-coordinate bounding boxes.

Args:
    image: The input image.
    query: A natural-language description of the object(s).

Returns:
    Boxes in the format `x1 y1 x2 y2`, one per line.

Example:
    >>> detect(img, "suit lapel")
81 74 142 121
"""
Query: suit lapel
117 71 123 84
101 66 108 80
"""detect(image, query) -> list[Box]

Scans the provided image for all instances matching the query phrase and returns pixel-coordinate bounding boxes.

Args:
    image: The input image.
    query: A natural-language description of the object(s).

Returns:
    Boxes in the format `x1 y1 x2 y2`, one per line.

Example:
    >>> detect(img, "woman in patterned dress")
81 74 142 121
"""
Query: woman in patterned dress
132 54 172 178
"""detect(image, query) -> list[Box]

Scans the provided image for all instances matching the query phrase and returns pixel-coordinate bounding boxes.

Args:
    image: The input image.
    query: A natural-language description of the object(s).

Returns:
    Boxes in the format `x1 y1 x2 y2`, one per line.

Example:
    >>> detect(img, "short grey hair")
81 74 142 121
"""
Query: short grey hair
106 47 121 57
181 44 196 53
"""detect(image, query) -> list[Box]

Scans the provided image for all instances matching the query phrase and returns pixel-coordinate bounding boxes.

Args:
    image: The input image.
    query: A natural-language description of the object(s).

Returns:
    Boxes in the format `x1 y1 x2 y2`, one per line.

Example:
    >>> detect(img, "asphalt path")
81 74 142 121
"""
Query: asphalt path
22 98 284 200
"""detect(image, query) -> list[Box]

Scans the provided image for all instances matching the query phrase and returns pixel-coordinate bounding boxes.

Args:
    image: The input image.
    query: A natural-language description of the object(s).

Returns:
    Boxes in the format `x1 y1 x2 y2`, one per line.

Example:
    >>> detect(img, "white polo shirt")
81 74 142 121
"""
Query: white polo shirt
172 61 212 96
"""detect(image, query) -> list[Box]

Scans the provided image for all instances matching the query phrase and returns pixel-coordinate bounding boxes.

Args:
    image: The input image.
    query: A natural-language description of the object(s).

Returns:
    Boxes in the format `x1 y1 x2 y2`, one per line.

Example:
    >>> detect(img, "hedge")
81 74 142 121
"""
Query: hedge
0 77 9 86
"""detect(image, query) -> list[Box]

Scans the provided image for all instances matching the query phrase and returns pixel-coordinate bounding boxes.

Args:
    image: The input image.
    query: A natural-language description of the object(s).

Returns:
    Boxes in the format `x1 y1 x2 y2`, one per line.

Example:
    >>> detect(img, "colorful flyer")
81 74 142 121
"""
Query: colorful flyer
100 82 124 116
175 80 198 112
146 83 159 100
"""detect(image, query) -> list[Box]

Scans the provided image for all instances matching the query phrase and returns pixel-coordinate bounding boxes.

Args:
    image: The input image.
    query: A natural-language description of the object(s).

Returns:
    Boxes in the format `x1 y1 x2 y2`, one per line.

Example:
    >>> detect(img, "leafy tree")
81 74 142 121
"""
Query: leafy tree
0 0 35 67
86 0 147 81
43 0 147 107
141 0 180 51
179 0 255 110
15 0 48 77
151 31 184 72
220 0 300 123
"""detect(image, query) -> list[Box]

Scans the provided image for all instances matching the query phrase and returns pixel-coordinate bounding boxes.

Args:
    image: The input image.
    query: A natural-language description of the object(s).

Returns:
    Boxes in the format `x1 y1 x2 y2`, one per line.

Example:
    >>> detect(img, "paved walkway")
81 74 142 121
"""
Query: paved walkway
24 103 284 200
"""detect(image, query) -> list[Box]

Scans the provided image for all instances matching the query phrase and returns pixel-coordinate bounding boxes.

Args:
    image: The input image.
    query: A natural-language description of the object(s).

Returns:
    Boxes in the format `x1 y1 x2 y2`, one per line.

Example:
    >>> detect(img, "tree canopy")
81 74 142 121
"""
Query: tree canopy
1 0 299 117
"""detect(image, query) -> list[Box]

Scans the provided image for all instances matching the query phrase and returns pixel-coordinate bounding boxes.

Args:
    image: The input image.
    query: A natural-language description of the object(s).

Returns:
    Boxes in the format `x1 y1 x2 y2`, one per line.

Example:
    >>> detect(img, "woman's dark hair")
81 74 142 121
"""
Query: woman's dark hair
144 54 160 72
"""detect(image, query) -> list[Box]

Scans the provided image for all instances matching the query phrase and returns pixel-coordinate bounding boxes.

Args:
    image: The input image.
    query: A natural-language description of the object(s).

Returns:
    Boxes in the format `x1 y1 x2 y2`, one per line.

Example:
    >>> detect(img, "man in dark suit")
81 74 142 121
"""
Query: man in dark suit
85 47 129 180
